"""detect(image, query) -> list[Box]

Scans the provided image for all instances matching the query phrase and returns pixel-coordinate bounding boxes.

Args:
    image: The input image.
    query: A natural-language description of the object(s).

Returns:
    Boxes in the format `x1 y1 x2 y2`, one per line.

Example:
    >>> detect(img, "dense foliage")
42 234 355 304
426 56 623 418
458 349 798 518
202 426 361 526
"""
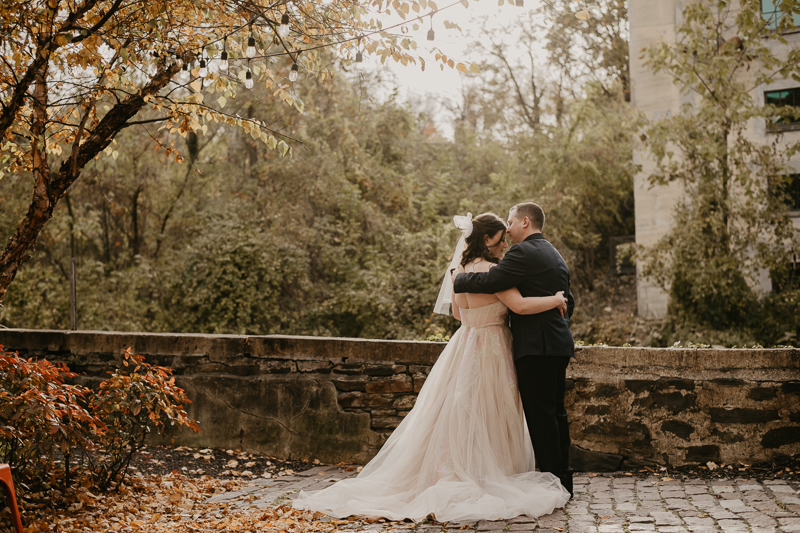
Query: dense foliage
0 19 641 339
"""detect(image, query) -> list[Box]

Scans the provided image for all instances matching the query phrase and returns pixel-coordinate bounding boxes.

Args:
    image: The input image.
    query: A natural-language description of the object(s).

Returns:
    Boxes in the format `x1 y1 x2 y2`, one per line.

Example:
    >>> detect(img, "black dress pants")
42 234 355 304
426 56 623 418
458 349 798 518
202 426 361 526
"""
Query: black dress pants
514 355 572 491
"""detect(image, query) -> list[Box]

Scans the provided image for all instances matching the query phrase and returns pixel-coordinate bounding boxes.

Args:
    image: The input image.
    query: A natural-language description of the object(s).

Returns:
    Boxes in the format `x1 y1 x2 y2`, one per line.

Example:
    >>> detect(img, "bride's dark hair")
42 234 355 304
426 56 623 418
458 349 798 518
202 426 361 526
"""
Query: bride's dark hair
460 213 507 268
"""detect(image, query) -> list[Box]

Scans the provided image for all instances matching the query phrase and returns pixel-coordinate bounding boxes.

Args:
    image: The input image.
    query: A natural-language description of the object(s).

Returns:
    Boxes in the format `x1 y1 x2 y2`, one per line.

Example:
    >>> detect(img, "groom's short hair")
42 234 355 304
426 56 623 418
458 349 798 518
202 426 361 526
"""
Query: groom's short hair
511 202 545 231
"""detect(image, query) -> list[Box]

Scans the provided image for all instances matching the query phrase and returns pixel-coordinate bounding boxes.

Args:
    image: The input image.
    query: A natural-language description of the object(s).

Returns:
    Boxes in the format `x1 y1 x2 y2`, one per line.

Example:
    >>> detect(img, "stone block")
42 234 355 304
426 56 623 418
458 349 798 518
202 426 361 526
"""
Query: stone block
364 364 397 376
370 409 396 417
366 375 413 394
393 395 416 409
330 376 367 392
332 363 366 375
711 378 747 387
408 364 431 375
584 405 611 415
626 380 654 394
709 408 780 424
363 394 395 408
748 387 777 401
371 417 404 429
761 426 800 448
685 445 721 463
710 428 747 444
257 360 296 374
593 383 620 398
414 376 427 393
569 445 623 472
782 381 800 394
634 392 696 414
655 377 695 391
338 392 364 408
297 360 334 373
661 420 694 440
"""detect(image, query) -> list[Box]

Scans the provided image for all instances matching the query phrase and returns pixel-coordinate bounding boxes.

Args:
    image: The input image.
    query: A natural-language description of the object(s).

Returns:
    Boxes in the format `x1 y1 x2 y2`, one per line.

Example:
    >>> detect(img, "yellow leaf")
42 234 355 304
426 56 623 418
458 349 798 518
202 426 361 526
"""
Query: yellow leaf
469 63 480 73
460 0 468 7
189 79 202 93
575 9 590 20
456 62 467 73
217 96 227 108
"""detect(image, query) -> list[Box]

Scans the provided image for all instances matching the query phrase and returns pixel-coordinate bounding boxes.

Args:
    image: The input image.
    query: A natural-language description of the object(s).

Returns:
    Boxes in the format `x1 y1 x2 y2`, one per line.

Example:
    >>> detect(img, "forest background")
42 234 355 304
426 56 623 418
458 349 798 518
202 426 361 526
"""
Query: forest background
2 0 791 347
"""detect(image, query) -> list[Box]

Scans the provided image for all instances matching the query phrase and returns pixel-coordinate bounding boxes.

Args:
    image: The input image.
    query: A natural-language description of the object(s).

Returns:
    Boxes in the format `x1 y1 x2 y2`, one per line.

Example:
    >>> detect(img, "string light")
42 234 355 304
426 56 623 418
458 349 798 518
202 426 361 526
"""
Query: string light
245 61 254 89
355 37 363 63
198 57 208 78
175 53 184 67
246 31 257 59
289 62 299 82
279 14 290 37
219 38 229 71
427 15 435 41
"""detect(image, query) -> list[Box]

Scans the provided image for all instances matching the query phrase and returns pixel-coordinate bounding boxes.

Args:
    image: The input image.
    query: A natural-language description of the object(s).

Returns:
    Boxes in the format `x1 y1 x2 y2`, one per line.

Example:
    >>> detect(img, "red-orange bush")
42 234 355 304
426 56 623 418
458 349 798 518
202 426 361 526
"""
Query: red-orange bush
0 344 199 494
87 348 200 490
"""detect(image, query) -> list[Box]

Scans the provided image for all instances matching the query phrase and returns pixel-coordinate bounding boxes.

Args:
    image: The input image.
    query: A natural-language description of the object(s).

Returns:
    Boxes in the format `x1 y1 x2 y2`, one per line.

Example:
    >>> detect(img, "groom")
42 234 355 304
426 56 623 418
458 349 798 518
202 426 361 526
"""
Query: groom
453 202 575 496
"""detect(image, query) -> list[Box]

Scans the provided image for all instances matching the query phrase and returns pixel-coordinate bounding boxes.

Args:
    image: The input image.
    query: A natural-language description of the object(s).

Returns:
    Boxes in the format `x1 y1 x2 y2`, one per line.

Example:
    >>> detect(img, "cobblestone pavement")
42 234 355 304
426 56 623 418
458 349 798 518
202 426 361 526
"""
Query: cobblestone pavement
209 466 800 532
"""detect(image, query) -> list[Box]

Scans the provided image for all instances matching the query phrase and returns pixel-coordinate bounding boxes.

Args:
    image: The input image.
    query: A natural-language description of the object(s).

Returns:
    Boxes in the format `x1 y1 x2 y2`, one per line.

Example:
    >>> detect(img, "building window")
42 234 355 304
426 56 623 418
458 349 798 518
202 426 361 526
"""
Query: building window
771 174 800 212
765 88 800 130
763 0 800 29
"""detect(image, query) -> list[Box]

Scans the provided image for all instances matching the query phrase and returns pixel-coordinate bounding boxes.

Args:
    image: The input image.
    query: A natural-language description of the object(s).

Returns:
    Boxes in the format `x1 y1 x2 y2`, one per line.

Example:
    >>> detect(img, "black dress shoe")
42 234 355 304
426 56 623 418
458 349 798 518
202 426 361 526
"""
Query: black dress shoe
559 470 574 498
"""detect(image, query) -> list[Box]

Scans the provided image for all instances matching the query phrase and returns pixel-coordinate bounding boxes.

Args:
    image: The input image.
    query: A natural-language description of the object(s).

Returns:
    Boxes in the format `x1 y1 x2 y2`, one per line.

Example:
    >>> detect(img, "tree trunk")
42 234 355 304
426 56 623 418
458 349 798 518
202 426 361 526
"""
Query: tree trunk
0 61 182 303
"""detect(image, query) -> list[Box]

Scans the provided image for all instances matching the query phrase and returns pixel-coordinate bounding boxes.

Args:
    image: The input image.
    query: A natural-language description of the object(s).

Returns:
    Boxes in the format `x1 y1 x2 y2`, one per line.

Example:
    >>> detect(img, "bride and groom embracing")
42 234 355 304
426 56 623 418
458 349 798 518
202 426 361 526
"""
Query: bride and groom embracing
294 202 576 522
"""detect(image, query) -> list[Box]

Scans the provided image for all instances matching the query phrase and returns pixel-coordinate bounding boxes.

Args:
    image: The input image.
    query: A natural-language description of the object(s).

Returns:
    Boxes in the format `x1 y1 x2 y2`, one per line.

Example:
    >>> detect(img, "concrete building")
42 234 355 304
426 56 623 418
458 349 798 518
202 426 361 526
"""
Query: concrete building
629 0 800 319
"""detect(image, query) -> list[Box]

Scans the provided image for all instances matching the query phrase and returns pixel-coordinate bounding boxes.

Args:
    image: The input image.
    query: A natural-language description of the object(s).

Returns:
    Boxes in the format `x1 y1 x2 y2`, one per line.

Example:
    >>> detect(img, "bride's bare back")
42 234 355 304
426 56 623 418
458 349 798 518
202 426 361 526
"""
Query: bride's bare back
453 260 499 309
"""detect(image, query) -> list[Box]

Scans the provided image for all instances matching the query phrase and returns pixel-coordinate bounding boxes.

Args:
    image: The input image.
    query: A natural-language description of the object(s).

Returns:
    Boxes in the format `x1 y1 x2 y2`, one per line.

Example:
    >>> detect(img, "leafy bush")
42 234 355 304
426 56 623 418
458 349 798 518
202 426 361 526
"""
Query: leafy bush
0 345 199 494
87 349 200 491
0 347 96 491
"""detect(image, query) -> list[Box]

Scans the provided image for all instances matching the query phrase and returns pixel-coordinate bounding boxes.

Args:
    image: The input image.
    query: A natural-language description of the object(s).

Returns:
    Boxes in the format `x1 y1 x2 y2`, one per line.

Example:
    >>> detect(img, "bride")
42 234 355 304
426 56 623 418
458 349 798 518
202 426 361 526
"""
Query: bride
293 213 571 522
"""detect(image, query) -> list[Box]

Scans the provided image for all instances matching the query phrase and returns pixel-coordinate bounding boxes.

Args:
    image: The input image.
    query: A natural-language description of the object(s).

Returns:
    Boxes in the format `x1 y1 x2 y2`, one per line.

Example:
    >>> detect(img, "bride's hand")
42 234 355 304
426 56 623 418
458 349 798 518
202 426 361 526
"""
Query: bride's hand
555 291 568 317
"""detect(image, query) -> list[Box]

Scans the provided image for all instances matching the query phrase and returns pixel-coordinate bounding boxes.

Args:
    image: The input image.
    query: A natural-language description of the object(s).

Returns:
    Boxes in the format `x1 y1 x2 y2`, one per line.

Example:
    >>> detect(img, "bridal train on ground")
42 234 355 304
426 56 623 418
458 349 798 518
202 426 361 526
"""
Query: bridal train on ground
293 301 570 522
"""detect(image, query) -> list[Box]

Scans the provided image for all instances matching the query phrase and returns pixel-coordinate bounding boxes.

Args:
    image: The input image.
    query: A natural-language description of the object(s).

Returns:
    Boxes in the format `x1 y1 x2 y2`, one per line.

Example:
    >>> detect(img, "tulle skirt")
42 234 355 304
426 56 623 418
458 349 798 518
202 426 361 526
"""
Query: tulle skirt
293 318 569 521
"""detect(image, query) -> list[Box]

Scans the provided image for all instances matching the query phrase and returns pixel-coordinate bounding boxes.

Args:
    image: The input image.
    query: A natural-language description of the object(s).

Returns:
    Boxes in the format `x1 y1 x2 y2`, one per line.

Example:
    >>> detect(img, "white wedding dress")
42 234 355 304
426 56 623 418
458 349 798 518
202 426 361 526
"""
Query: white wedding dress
293 300 570 522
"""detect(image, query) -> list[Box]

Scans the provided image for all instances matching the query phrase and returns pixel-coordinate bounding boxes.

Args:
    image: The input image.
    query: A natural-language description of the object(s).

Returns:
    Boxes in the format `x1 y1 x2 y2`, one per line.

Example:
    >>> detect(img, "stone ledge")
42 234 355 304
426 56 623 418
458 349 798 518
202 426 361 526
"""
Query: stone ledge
1 329 799 467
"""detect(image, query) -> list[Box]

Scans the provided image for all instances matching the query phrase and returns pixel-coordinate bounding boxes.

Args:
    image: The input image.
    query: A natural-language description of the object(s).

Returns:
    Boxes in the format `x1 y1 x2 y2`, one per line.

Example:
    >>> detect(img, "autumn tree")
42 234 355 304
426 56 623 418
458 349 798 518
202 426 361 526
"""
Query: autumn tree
0 0 468 303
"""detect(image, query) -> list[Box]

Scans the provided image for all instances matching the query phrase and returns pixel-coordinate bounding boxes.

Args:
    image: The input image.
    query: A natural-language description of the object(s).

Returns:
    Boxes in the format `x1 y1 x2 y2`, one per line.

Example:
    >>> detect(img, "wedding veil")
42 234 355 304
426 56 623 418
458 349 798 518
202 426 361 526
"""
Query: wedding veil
433 213 473 315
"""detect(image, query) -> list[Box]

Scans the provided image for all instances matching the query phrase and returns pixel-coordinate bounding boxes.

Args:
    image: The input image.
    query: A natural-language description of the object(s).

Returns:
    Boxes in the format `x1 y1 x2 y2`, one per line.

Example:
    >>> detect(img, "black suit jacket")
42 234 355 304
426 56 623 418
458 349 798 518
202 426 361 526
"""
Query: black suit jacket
453 233 575 359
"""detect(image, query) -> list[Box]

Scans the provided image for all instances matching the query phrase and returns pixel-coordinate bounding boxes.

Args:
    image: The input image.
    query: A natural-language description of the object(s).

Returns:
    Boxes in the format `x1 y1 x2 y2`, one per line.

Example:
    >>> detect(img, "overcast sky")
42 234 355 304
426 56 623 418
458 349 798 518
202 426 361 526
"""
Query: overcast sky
355 0 553 136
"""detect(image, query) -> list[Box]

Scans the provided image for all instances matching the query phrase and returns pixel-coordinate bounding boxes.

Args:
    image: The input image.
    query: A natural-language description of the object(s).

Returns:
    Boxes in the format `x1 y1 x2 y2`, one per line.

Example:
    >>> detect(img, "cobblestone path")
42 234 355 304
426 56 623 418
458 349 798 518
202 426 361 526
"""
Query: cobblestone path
209 466 800 532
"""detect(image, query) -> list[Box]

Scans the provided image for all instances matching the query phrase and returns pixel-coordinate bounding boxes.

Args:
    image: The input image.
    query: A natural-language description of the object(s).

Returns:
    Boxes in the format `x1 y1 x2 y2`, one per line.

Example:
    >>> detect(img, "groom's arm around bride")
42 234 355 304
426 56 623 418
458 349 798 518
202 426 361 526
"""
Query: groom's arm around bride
452 202 576 497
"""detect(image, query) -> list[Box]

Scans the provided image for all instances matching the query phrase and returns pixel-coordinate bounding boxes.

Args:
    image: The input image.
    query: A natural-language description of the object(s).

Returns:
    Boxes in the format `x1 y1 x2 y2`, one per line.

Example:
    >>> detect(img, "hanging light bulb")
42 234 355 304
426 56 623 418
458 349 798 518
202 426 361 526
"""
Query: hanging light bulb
515 0 523 6
219 50 229 71
289 63 299 82
279 14 290 37
246 36 256 58
355 51 363 63
245 68 254 89
427 28 435 41
198 58 208 77
175 53 184 67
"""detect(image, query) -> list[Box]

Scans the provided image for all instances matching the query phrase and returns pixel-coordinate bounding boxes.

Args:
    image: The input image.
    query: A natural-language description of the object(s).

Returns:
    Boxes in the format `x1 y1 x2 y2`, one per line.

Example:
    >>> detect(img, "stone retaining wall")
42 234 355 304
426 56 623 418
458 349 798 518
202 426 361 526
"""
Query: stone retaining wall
0 329 798 470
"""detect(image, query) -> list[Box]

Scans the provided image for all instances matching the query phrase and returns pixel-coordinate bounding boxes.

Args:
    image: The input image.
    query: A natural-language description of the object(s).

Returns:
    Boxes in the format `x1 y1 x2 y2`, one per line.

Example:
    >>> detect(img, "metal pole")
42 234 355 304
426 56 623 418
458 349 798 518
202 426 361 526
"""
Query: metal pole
70 257 77 330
